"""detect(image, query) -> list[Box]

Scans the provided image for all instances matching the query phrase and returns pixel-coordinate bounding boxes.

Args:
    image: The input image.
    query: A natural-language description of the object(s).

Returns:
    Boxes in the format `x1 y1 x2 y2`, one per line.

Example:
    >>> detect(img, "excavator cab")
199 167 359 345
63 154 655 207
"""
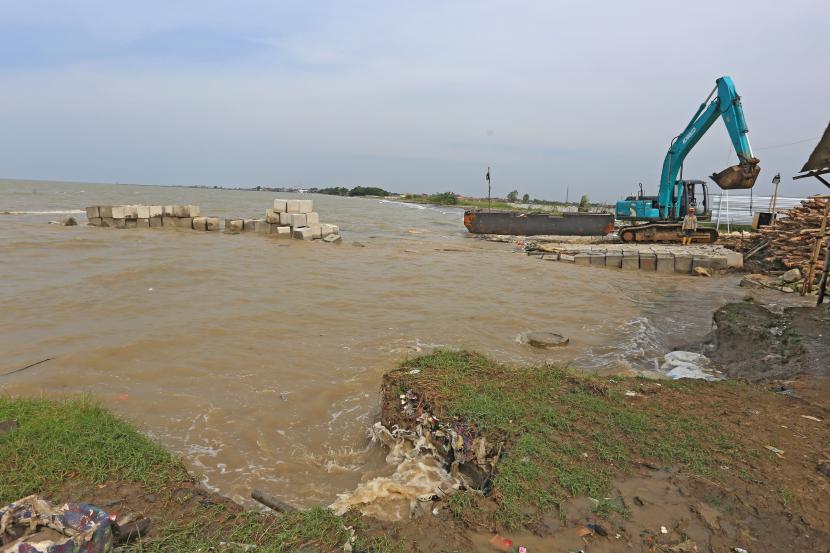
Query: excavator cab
678 180 712 220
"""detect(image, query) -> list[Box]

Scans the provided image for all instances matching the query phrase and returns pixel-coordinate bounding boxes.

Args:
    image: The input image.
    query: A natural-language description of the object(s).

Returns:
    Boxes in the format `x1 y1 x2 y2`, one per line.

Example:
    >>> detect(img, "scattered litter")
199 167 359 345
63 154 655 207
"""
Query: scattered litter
801 415 822 422
147 287 153 292
625 390 637 397
661 351 721 381
518 547 527 553
733 548 749 553
764 445 784 457
431 507 440 516
0 495 112 552
576 526 593 537
660 526 668 534
693 266 712 277
587 523 608 536
118 393 130 401
488 534 514 551
408 369 421 375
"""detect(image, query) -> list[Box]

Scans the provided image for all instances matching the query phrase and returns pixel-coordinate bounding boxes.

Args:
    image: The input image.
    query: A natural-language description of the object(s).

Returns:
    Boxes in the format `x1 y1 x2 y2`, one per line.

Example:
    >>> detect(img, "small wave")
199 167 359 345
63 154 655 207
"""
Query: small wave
1 209 85 215
378 199 427 210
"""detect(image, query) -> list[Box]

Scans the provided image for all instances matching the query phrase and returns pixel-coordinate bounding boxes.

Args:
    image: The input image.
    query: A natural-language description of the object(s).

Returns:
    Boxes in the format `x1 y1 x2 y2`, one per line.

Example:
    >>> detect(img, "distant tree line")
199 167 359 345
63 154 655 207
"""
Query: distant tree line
317 186 391 197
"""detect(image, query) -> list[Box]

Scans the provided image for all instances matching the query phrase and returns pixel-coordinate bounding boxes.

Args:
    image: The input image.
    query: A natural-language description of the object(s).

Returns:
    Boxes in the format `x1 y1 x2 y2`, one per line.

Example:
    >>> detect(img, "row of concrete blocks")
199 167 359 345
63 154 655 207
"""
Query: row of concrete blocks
87 216 220 230
271 199 314 214
226 218 339 240
549 251 735 273
86 205 200 219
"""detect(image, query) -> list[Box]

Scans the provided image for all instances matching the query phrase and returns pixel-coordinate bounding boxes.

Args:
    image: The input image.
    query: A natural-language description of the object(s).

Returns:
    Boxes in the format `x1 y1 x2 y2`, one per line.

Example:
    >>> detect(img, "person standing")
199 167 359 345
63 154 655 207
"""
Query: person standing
681 207 698 245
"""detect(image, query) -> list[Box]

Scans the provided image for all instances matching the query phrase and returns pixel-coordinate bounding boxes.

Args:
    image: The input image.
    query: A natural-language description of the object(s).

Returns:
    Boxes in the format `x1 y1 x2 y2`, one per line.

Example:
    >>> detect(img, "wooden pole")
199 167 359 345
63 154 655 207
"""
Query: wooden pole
817 238 830 305
769 177 781 226
251 489 297 513
802 198 830 295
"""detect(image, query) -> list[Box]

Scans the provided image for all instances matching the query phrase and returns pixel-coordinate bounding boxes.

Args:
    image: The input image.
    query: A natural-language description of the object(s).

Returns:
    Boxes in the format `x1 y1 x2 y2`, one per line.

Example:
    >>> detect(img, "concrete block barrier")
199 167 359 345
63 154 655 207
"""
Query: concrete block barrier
306 212 320 225
149 216 162 228
254 220 270 234
574 253 590 266
136 219 150 229
88 217 103 226
192 217 208 231
621 251 639 270
265 210 281 224
605 252 622 268
639 252 657 271
656 253 675 273
298 200 314 214
125 219 138 229
243 219 258 232
286 200 301 213
293 227 313 240
289 213 307 227
674 254 692 274
273 199 288 212
589 253 606 267
86 206 99 219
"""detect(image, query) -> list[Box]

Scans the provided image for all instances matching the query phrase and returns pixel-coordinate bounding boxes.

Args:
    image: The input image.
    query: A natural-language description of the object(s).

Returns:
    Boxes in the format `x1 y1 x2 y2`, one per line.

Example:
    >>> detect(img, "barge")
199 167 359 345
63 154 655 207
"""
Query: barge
463 210 615 236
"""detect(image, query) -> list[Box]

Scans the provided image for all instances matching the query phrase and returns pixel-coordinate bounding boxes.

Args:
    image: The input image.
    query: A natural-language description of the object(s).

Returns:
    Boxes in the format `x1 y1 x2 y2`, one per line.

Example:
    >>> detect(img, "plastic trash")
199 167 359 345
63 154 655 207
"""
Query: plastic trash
0 495 112 552
488 534 513 551
660 526 668 534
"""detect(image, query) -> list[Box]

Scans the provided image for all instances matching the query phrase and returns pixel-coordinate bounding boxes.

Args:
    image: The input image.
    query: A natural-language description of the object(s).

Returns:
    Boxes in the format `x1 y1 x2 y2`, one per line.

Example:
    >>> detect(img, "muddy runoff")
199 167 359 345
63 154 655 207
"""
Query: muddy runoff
1 178 774 512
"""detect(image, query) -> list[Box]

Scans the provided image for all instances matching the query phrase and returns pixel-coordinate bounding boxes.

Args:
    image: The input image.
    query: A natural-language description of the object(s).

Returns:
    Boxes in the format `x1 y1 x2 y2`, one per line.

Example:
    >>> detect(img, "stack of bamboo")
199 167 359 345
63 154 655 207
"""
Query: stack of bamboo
759 197 829 279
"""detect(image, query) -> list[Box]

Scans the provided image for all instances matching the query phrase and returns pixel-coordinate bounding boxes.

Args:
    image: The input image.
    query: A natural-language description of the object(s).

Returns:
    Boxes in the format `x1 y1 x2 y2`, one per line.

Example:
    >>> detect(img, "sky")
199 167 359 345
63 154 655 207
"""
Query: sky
0 0 827 201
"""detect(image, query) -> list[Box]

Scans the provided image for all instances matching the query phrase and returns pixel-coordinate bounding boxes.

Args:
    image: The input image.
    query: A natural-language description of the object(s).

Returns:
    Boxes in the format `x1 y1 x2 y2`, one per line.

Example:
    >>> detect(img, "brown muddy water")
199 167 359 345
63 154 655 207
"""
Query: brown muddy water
1 179 751 510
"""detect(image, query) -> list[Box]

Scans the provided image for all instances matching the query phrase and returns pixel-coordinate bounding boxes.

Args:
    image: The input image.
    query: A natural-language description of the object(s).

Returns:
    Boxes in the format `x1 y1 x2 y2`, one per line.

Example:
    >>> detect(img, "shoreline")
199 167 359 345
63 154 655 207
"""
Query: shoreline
3 300 829 551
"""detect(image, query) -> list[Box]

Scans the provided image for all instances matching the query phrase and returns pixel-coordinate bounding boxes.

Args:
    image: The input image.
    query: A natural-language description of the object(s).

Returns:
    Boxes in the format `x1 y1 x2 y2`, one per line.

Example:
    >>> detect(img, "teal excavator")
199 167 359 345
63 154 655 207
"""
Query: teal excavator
615 76 760 243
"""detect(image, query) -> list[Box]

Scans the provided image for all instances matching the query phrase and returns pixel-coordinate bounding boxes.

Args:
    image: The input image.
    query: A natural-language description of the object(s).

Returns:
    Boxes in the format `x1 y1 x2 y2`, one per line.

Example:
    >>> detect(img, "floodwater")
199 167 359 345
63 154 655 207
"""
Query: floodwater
1 179 749 508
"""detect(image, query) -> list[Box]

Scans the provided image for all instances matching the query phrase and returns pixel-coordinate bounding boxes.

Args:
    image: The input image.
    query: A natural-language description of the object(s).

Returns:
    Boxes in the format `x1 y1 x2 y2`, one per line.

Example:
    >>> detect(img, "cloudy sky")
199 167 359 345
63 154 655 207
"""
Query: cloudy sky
1 0 827 200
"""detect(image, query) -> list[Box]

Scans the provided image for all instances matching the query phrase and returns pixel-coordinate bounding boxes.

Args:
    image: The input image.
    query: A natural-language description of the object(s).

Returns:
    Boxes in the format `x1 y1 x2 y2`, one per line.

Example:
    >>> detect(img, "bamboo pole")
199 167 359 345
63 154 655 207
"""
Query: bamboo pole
817 239 830 305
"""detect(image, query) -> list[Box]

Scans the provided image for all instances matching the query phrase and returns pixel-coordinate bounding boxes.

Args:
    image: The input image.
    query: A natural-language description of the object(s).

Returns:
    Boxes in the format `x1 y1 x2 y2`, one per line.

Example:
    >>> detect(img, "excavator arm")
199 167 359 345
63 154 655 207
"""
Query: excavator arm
658 76 760 218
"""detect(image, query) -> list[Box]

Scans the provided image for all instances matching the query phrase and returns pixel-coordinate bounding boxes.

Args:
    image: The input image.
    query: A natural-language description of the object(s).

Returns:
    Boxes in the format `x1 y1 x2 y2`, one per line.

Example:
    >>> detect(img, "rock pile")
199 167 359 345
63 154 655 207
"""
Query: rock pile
86 205 214 230
759 196 828 280
226 199 340 241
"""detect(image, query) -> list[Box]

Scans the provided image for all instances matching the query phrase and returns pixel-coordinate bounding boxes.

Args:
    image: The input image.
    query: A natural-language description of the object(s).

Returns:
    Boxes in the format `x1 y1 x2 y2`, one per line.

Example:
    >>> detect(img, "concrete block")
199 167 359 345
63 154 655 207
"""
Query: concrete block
136 218 150 229
265 209 281 224
101 217 115 227
254 220 270 234
674 254 692 274
589 253 606 266
171 205 188 217
292 227 313 240
125 219 137 229
163 205 176 216
639 252 656 271
99 206 113 218
656 253 675 273
279 212 293 225
88 217 103 226
297 199 314 213
605 252 622 268
621 251 639 270
320 223 338 236
692 256 713 272
305 212 320 225
286 200 301 213
542 254 559 261
192 217 208 231
113 218 127 229
275 226 292 238
177 217 193 229
724 251 743 268
243 219 258 232
206 217 219 231
273 199 288 212
124 205 139 219
290 213 307 227
559 254 575 262
111 206 127 219
309 223 323 239
149 216 163 228
710 256 728 270
136 205 151 219
148 205 163 217
574 253 590 266
225 219 243 232
85 206 100 219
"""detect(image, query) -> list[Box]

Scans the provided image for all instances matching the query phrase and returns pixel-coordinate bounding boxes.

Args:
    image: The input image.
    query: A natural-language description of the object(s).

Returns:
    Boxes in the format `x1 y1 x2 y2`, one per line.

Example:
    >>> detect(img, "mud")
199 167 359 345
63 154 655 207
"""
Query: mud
704 302 830 381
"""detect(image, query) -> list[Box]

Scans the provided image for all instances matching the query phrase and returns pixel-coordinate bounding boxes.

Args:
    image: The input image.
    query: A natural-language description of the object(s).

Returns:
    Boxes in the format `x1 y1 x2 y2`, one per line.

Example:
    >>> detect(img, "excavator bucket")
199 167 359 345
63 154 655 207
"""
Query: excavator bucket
710 157 761 190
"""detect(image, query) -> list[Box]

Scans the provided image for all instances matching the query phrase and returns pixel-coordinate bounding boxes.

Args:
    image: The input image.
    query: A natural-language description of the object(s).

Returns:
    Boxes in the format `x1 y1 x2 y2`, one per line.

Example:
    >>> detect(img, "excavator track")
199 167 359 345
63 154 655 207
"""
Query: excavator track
618 223 718 244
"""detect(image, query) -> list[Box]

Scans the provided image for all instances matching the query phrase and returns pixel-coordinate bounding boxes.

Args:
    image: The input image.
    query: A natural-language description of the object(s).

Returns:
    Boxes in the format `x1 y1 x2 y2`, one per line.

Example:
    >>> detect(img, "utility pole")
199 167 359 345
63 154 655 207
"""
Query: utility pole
769 173 781 226
486 167 491 212
566 185 569 204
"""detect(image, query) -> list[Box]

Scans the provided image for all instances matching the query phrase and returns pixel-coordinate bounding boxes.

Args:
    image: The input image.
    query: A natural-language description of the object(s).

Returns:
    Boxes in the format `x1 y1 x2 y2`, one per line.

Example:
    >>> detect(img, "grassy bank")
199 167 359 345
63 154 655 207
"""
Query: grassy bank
390 351 750 528
0 396 391 552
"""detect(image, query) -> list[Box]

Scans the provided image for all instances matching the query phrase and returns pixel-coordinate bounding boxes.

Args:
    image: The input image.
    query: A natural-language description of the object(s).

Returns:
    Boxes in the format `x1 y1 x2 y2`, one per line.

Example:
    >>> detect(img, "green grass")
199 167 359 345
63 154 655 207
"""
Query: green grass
0 396 360 552
0 396 188 501
396 350 744 528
